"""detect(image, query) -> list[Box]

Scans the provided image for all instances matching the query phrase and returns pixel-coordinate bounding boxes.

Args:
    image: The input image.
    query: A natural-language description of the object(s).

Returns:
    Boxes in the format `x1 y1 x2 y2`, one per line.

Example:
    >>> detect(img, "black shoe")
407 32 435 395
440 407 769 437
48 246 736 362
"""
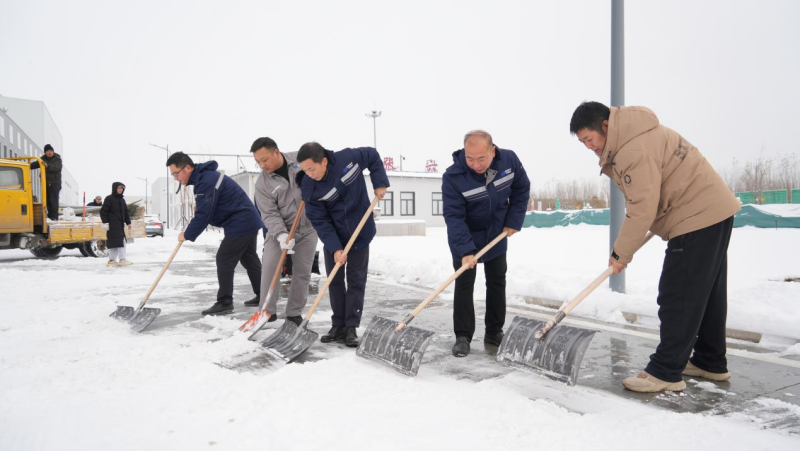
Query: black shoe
286 315 302 326
202 302 234 316
267 313 278 323
452 336 470 357
243 295 260 307
484 331 504 346
320 326 345 343
344 326 359 348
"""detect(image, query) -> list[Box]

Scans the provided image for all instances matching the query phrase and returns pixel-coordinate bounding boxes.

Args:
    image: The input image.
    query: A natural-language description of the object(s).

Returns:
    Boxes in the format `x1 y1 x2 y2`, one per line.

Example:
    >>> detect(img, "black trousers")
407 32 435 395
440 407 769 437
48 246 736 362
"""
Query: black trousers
323 246 369 328
452 253 507 341
216 232 261 305
645 216 734 382
46 183 61 220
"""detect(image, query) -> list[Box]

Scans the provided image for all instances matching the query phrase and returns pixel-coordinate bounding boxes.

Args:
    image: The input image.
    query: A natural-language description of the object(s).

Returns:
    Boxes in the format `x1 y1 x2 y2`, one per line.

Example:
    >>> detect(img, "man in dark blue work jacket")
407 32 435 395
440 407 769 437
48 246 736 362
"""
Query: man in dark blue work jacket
442 130 530 357
168 152 264 316
296 142 389 347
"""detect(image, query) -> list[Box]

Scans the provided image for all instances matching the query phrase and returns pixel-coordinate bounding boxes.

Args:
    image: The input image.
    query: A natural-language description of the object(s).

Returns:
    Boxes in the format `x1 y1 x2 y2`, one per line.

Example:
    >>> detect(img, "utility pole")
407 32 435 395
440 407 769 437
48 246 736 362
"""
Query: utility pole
136 177 148 215
149 143 170 228
610 0 626 293
365 110 382 149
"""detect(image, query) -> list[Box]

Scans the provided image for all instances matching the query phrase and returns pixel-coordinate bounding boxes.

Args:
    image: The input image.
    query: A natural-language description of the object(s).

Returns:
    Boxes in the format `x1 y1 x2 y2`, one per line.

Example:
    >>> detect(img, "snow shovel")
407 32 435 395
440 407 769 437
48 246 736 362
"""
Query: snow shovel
240 201 305 338
110 241 183 332
496 232 655 385
261 196 380 363
357 230 509 376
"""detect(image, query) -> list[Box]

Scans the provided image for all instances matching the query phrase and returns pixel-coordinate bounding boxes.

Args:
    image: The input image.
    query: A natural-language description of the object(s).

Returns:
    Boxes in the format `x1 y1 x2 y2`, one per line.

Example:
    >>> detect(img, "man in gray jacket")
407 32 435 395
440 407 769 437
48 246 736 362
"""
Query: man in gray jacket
246 137 318 326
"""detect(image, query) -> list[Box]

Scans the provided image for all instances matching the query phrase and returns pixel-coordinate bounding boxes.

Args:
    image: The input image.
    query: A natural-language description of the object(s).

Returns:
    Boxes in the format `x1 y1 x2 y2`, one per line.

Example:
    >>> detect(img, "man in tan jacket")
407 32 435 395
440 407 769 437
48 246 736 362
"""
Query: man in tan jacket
570 101 740 393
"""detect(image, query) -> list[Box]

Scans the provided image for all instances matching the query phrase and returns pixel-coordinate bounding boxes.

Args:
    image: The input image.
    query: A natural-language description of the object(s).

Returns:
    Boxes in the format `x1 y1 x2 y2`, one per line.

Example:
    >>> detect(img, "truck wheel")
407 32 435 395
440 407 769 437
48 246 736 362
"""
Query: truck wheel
30 245 64 258
82 240 109 258
78 244 90 257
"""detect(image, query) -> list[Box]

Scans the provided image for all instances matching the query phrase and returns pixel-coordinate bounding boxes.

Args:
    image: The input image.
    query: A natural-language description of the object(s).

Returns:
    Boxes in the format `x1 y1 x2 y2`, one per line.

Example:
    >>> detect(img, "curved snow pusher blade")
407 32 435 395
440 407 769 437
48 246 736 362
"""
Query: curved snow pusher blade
260 320 319 363
356 316 435 377
496 316 596 386
109 241 182 332
356 231 509 377
261 197 380 363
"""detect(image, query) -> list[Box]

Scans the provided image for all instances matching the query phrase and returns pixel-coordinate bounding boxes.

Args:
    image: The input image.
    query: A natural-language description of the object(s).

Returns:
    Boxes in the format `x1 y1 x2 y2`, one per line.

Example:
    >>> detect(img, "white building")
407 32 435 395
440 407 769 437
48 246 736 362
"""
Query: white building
0 96 79 206
151 177 191 230
366 171 445 227
230 171 259 203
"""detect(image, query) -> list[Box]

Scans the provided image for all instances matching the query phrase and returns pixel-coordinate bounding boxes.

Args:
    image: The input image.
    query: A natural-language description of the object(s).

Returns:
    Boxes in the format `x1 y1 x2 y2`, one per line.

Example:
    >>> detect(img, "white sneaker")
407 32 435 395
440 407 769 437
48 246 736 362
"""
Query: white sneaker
107 261 119 267
118 259 132 266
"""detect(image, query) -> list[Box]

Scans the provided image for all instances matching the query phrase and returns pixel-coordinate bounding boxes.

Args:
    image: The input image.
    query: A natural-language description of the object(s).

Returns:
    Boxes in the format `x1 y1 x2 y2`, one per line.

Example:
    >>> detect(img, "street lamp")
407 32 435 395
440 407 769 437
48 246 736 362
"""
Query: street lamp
149 143 170 228
365 110 381 149
136 177 148 215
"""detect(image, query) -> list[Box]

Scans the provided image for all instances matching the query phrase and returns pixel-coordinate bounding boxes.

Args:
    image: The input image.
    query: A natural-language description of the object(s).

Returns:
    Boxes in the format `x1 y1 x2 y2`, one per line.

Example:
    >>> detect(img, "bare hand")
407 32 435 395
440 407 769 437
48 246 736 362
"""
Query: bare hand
608 257 626 274
178 232 186 242
462 255 477 269
374 187 387 200
334 250 347 265
503 227 519 237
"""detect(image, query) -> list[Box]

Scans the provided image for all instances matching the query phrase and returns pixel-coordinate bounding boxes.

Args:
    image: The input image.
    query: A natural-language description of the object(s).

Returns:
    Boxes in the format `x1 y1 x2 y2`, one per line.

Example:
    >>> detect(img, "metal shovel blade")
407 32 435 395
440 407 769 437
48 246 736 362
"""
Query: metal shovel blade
261 321 320 363
356 316 436 377
128 308 161 333
110 306 137 322
496 316 597 386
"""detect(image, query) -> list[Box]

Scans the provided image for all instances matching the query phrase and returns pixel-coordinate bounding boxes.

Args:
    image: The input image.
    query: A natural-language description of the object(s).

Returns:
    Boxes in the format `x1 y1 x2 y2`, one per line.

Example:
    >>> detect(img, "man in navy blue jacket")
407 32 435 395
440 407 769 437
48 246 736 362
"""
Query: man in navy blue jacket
443 130 530 357
167 152 265 316
296 142 389 347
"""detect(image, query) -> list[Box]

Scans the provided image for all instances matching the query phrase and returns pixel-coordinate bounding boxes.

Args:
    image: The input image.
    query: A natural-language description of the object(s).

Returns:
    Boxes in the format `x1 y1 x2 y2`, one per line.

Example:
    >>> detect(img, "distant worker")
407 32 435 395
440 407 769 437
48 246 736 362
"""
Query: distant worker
442 130 530 358
87 196 103 206
100 182 132 267
570 101 740 393
168 152 264 316
30 144 62 221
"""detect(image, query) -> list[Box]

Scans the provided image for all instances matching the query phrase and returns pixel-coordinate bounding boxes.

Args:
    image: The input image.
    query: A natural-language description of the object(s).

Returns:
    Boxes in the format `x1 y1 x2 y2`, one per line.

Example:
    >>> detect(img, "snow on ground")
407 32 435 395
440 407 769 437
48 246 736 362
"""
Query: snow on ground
1 226 799 450
369 225 800 343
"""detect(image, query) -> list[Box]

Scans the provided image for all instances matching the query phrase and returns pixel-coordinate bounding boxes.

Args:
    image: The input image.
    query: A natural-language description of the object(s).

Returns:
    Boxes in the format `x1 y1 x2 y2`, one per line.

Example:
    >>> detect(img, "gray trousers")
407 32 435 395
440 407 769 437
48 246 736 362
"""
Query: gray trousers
259 230 318 316
109 241 127 261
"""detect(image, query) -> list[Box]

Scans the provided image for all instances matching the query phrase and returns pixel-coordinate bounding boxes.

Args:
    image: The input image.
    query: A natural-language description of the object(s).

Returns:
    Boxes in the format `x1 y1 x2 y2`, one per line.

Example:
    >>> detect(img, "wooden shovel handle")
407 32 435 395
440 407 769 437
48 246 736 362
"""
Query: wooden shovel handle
395 230 509 332
137 241 183 310
536 232 656 338
302 196 381 323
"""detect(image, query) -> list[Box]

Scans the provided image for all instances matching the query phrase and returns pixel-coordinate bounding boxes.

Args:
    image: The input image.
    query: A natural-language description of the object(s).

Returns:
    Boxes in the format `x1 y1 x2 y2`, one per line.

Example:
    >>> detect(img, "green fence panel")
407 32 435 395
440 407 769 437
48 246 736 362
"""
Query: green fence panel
735 192 756 204
792 189 800 204
761 189 788 204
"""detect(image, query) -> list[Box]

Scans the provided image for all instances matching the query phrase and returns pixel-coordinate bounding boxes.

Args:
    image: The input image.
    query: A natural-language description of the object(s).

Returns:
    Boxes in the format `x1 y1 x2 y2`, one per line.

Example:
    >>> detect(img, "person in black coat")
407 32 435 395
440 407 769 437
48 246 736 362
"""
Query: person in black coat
29 144 63 221
100 182 132 267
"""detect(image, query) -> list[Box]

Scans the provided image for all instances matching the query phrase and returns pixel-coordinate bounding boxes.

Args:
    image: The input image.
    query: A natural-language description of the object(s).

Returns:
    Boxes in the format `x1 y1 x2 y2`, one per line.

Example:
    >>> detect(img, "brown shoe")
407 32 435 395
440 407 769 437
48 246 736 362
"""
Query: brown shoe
682 361 731 381
622 371 686 393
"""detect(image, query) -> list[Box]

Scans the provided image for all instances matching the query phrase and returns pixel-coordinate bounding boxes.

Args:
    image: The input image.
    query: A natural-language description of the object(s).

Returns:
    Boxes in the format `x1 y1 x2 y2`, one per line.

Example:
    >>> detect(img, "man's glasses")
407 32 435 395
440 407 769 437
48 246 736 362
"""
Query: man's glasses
171 166 186 178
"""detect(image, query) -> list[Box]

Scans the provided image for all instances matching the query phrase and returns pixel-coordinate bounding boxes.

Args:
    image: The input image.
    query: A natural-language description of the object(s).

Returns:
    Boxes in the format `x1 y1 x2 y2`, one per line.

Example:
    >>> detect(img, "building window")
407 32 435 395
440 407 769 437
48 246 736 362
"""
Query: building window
432 192 443 215
9 125 13 145
400 192 415 216
379 191 393 216
0 116 4 137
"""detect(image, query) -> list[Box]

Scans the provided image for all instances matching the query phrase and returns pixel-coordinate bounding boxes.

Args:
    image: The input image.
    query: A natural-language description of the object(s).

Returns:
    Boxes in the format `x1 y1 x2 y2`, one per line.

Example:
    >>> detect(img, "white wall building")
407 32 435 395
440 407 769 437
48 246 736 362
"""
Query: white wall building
151 177 191 230
366 171 445 227
0 100 79 206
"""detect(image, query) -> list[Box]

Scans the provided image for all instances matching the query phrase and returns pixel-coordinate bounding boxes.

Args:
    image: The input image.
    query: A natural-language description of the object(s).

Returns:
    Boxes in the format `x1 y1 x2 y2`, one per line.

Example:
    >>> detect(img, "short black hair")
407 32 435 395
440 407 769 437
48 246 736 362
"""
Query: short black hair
250 137 279 153
570 101 611 135
166 151 195 168
43 144 54 152
297 142 327 164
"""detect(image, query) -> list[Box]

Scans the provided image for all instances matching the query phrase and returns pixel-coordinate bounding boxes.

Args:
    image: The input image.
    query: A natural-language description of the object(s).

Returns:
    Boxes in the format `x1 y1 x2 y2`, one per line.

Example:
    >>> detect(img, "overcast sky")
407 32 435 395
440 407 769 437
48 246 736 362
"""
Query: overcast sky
1 0 798 199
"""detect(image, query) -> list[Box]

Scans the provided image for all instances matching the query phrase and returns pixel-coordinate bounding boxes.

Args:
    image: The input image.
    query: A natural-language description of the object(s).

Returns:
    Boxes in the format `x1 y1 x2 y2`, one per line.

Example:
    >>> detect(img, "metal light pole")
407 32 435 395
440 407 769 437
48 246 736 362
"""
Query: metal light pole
149 143 170 228
365 110 382 149
610 0 626 293
136 177 148 215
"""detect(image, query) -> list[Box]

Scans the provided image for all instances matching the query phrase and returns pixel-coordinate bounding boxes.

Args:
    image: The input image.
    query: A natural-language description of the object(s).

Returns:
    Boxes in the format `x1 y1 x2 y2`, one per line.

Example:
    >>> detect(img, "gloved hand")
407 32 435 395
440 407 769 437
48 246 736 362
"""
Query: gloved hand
101 223 109 230
277 233 295 254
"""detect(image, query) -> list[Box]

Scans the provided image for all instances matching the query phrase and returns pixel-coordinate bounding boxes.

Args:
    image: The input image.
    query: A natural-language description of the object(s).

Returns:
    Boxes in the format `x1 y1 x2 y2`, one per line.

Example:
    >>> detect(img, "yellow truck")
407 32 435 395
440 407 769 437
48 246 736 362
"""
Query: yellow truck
0 156 133 258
